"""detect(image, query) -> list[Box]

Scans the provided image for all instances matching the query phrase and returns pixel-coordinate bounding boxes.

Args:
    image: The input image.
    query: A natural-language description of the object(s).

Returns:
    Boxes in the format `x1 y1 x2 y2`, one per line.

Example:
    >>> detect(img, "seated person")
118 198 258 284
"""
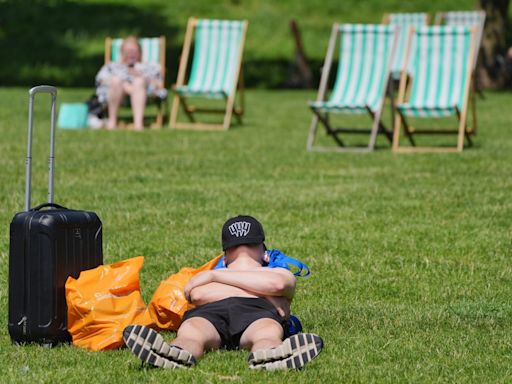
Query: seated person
123 215 323 370
95 36 164 131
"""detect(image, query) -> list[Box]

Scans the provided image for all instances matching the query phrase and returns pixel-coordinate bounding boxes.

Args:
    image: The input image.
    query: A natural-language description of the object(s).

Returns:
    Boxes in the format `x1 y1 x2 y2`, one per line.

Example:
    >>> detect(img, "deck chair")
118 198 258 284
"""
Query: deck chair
435 10 486 105
392 26 477 153
307 24 398 152
382 13 429 80
434 11 485 70
169 18 248 130
104 36 167 128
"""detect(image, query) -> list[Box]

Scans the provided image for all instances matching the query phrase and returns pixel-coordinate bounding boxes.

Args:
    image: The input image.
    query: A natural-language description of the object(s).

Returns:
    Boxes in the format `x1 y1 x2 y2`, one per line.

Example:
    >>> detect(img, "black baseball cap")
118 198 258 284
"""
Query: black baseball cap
221 215 266 251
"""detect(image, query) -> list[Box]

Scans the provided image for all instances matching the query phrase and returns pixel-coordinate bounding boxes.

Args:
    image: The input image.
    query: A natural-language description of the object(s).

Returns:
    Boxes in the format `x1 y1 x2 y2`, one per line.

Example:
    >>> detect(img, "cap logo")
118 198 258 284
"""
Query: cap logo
228 221 251 237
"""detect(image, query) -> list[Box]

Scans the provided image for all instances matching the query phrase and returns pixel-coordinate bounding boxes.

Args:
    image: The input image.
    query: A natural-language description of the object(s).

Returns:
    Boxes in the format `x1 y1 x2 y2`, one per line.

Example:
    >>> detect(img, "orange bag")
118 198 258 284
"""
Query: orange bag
146 254 223 330
65 254 222 351
65 256 151 351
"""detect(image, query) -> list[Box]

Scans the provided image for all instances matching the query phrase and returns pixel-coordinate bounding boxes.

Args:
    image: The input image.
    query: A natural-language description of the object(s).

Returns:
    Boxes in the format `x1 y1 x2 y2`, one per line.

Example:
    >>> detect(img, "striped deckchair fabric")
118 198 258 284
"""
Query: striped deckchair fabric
383 13 428 79
170 17 248 130
307 24 398 152
175 19 246 98
107 37 165 64
393 26 476 152
435 11 486 69
397 26 473 117
311 25 396 114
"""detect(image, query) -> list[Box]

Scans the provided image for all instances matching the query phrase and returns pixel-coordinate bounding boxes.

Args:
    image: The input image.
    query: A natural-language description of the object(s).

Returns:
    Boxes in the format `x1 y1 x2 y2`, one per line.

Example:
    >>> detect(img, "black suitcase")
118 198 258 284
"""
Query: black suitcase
8 86 103 346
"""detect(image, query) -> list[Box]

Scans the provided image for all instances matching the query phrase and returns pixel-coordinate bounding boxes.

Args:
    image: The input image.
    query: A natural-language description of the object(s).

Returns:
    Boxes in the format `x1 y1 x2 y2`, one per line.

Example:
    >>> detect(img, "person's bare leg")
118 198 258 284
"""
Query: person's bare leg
239 318 284 352
107 76 124 130
241 318 324 370
171 317 222 359
127 76 147 131
123 318 221 369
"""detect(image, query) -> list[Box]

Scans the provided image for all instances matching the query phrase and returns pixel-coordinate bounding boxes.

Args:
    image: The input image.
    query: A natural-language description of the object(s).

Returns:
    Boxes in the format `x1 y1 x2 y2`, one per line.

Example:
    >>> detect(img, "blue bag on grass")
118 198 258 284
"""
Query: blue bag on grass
57 103 88 129
213 249 310 277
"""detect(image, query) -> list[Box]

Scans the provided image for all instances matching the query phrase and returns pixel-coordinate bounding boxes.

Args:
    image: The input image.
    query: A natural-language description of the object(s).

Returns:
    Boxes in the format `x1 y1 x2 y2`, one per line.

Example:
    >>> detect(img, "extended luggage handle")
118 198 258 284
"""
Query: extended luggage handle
25 86 57 211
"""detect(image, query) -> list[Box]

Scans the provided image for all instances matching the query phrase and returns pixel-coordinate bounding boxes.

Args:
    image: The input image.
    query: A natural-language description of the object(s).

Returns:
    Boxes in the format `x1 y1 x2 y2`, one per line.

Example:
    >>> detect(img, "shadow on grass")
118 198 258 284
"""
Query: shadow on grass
0 0 326 89
0 0 180 87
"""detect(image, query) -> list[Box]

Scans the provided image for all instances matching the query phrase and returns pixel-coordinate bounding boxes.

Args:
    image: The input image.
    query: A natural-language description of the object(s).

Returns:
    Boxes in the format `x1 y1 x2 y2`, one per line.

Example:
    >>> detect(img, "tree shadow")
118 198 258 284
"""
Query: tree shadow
0 1 337 89
0 0 181 87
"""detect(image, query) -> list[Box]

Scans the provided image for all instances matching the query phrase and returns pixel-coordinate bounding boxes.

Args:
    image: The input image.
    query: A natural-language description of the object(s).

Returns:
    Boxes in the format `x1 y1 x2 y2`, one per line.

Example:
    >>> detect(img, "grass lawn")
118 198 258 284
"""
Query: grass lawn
0 87 511 383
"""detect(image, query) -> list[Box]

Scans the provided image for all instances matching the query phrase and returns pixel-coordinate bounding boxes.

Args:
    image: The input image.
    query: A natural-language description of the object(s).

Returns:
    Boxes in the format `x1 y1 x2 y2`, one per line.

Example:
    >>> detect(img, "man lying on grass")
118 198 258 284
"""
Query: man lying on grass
123 215 323 370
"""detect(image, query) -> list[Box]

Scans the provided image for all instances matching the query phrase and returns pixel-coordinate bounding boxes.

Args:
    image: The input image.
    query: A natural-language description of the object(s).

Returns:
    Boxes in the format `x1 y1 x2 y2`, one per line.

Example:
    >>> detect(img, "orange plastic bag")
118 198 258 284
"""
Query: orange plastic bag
146 254 223 330
65 256 152 351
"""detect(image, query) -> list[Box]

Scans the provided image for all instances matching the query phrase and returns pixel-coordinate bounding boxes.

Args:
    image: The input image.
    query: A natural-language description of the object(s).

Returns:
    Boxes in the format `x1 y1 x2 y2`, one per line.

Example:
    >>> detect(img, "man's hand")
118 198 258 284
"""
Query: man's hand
265 295 291 319
184 270 214 302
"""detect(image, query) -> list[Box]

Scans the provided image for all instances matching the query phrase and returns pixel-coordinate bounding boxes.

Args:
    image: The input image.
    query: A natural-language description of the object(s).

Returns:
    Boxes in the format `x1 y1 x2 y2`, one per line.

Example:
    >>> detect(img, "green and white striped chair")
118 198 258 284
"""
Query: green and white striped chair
392 26 477 152
170 18 248 130
104 36 166 128
435 11 485 70
435 10 486 104
383 13 429 80
307 24 398 152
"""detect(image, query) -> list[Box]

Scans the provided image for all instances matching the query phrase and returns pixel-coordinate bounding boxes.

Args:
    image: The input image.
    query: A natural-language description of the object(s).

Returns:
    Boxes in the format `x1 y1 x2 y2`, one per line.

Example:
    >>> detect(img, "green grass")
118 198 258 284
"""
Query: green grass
0 87 511 383
2 0 507 87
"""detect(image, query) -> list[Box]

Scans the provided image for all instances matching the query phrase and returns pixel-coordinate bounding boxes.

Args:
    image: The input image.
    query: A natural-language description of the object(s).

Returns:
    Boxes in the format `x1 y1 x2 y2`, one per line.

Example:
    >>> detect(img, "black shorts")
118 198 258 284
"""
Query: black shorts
182 297 287 350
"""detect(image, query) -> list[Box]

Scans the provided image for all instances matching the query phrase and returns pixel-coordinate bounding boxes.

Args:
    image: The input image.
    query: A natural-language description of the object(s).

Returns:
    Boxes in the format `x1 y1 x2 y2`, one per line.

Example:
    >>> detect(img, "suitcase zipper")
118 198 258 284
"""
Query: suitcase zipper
18 315 27 335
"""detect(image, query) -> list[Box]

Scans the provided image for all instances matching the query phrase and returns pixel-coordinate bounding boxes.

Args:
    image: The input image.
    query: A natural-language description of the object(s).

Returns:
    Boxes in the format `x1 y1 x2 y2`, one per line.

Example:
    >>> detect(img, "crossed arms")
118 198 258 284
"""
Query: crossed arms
184 268 296 318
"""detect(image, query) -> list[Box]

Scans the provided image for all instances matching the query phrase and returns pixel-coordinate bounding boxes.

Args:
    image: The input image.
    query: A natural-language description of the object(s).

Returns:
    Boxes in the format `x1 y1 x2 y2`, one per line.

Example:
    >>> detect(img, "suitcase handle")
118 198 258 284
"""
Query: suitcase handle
25 85 58 211
29 202 68 212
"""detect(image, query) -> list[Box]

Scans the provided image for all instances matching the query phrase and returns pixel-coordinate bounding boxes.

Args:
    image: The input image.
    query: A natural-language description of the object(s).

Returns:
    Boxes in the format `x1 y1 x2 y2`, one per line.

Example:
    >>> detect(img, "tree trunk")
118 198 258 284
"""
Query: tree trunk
478 0 511 88
285 19 314 89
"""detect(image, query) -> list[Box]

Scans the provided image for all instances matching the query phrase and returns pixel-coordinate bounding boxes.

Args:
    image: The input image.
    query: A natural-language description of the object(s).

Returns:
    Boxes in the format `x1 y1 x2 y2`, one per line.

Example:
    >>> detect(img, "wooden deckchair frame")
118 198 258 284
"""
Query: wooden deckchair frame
307 24 398 152
392 27 477 153
169 17 248 131
382 12 431 25
104 36 167 129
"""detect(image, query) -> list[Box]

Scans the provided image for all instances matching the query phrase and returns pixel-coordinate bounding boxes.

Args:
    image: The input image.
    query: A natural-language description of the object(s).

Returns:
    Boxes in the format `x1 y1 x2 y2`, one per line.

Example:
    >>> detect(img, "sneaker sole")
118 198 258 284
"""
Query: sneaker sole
248 333 323 370
123 325 195 368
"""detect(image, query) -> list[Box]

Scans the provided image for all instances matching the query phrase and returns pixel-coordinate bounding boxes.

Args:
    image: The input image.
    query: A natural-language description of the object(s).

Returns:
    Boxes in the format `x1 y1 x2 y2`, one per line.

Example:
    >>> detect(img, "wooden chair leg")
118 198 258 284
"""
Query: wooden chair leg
392 110 402 151
456 122 466 152
151 100 164 129
368 115 380 150
236 65 245 124
368 108 392 148
222 95 236 130
169 94 181 128
306 114 319 151
471 89 477 135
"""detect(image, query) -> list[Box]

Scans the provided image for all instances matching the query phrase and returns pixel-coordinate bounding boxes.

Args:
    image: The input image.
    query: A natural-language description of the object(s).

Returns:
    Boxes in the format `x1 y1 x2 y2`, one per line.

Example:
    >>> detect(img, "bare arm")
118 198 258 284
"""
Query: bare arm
213 269 296 299
189 281 291 318
188 282 257 306
185 268 296 302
